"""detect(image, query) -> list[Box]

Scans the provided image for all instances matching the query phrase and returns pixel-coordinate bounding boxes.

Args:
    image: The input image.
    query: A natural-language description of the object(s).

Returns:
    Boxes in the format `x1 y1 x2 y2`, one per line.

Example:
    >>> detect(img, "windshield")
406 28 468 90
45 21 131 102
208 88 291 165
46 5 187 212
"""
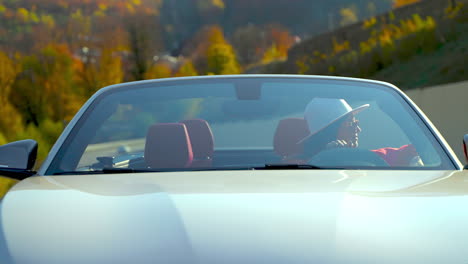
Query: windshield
45 76 455 174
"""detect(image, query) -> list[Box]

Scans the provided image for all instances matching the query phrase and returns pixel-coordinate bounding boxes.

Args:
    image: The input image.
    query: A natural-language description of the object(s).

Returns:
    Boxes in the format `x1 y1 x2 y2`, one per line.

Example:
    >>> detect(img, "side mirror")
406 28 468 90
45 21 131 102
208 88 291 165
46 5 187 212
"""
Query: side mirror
464 134 468 170
0 139 38 180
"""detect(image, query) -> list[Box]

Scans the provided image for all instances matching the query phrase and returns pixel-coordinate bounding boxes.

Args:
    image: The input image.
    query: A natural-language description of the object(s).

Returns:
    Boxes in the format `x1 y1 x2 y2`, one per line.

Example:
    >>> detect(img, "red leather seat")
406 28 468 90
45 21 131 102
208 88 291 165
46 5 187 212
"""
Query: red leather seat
273 118 310 163
180 119 214 167
144 123 193 168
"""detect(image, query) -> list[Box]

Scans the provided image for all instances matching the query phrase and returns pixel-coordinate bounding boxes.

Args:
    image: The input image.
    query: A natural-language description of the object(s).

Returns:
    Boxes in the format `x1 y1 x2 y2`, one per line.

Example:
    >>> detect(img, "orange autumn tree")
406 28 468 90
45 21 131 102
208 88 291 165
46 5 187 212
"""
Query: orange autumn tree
178 25 220 73
393 0 421 8
261 25 295 64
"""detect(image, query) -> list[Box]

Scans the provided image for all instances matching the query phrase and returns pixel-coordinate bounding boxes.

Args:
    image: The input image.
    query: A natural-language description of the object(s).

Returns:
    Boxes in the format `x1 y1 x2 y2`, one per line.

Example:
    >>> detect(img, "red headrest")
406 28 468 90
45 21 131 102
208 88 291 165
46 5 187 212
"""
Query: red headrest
273 118 310 157
180 119 214 159
144 123 193 168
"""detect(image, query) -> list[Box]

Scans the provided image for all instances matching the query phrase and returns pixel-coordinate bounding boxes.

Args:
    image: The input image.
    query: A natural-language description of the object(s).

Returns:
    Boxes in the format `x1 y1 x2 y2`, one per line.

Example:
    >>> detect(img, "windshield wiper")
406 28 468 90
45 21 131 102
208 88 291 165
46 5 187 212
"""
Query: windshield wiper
53 168 165 175
52 164 334 175
253 164 324 170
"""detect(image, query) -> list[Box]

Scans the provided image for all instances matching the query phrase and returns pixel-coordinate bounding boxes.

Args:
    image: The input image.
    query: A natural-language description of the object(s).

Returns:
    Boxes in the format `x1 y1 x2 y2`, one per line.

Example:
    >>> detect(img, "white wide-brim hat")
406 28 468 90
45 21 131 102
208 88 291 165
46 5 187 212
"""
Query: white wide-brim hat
299 98 369 143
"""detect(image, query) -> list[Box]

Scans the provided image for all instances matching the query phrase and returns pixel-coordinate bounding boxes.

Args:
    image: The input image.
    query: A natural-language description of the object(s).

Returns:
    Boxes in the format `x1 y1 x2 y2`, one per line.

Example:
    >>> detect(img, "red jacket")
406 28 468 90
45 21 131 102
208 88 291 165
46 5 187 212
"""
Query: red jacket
371 144 418 166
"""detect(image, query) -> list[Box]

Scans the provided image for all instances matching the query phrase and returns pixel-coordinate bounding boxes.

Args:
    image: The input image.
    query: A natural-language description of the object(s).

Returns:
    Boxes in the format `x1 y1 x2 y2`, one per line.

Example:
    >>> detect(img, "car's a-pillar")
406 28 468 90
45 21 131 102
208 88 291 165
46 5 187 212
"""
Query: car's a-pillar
463 134 468 170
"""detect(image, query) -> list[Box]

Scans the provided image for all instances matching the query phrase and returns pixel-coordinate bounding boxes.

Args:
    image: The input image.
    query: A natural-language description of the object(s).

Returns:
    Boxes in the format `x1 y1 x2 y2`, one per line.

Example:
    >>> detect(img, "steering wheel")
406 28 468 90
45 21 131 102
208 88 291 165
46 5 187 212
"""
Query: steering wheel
308 148 389 167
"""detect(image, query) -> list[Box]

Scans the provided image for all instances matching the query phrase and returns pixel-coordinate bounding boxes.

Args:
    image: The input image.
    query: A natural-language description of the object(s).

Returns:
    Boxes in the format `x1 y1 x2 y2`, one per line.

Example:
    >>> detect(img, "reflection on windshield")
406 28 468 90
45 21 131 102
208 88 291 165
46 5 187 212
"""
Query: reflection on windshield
47 77 453 174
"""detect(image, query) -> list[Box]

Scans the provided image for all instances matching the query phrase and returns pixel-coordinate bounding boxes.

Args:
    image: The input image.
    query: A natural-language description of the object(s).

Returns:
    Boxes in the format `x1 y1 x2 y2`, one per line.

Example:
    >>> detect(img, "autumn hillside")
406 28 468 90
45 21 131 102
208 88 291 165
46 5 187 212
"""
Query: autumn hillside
256 0 468 90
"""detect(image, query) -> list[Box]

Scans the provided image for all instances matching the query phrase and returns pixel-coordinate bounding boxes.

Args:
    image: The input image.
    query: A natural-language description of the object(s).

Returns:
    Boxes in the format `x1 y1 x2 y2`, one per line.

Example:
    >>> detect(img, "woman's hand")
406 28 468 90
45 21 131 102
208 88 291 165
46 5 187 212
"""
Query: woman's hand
326 140 352 149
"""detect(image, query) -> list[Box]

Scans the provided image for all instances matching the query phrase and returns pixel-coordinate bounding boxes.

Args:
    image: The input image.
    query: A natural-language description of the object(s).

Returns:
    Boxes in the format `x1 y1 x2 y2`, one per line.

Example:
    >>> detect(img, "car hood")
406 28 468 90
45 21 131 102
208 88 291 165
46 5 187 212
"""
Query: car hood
1 169 468 264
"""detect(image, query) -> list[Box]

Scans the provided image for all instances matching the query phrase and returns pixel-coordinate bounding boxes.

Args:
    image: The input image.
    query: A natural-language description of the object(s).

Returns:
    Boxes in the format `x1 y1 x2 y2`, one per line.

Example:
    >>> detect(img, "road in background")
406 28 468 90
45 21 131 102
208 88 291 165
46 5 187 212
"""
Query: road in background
406 80 468 164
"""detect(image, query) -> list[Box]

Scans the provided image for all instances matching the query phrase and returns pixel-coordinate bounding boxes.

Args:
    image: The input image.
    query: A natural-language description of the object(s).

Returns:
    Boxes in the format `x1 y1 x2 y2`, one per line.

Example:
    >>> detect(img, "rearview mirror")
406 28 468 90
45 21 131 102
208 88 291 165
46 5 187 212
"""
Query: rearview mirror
464 134 468 170
222 99 279 119
0 139 38 180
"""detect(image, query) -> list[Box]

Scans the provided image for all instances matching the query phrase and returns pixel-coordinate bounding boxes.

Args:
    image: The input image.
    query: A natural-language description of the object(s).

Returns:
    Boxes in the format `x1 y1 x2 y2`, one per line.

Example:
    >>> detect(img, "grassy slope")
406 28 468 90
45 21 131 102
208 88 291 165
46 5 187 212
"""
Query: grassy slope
369 24 468 90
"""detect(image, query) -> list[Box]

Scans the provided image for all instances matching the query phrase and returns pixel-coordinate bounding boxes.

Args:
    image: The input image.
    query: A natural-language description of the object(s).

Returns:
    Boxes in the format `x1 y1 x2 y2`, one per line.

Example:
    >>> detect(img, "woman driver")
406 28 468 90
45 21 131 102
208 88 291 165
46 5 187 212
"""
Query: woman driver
298 98 422 166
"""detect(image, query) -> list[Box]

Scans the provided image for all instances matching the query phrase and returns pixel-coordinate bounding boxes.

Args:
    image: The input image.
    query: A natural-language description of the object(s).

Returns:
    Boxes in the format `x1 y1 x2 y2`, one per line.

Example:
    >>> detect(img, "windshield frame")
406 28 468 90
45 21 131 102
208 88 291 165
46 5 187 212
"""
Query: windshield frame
39 75 463 175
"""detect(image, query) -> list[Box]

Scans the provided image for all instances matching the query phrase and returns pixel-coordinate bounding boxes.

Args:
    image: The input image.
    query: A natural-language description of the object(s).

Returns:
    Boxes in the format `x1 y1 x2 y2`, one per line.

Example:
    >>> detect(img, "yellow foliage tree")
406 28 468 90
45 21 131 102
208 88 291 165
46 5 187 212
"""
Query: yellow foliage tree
144 63 173 79
261 44 282 64
332 38 350 55
40 44 80 122
77 47 124 98
97 49 124 87
0 51 24 140
175 60 198 77
340 7 359 26
0 51 19 189
12 44 82 125
0 4 6 14
206 26 240 74
207 25 225 44
0 177 18 199
0 52 20 105
0 132 7 145
207 42 241 74
16 7 29 22
197 0 225 11
0 103 24 141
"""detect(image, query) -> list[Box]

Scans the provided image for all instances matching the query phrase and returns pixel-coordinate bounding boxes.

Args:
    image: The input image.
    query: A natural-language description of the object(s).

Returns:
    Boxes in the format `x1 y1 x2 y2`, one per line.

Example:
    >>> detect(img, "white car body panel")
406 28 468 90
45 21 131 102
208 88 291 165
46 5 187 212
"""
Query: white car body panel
2 169 468 264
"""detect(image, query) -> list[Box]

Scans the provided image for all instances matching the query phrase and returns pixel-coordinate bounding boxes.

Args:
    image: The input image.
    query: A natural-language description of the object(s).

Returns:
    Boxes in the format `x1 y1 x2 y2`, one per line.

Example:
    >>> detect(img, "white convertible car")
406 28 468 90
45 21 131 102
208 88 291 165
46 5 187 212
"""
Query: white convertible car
0 75 467 264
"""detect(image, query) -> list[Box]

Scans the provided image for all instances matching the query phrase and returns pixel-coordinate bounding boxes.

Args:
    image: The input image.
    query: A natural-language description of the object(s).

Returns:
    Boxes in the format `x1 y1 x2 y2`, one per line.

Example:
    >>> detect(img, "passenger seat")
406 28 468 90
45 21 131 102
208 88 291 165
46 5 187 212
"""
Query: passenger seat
145 123 194 168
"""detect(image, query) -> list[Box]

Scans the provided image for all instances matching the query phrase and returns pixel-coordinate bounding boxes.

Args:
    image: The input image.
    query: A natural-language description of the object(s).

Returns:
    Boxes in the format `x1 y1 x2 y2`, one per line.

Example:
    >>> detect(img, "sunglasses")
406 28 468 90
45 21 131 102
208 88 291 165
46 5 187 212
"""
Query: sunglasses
343 119 359 128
